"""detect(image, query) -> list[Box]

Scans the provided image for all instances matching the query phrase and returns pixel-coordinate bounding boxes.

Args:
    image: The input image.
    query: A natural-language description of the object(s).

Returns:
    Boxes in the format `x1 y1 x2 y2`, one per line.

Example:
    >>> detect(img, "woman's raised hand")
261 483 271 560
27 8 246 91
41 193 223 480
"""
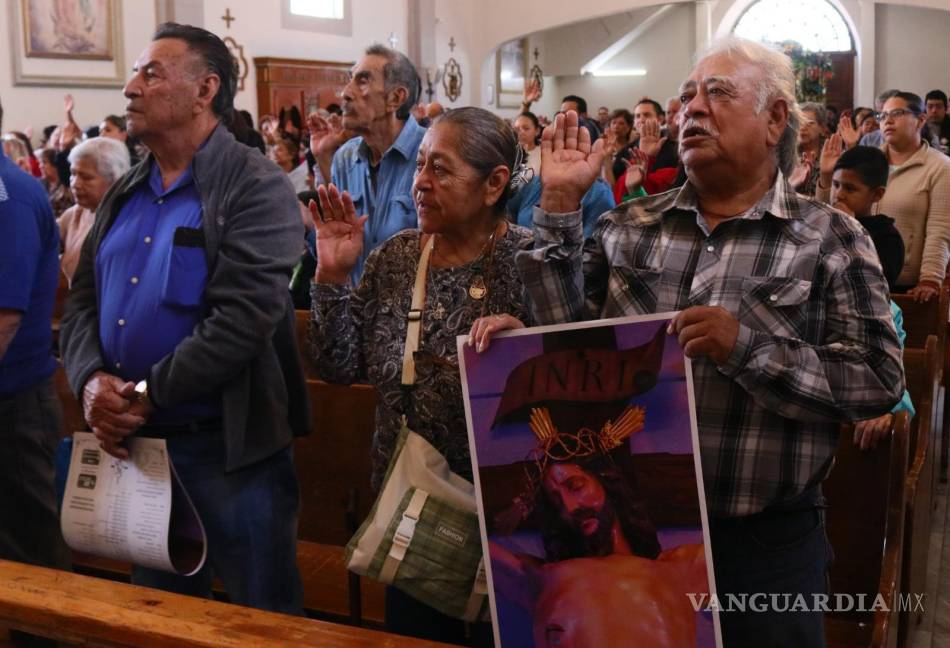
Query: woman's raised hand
818 133 844 190
838 113 860 149
539 110 606 213
310 183 368 285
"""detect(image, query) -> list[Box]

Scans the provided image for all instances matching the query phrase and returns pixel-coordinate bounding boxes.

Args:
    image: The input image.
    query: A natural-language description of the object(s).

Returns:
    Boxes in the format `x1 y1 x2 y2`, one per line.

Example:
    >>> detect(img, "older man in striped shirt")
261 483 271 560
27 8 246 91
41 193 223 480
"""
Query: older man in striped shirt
514 37 904 648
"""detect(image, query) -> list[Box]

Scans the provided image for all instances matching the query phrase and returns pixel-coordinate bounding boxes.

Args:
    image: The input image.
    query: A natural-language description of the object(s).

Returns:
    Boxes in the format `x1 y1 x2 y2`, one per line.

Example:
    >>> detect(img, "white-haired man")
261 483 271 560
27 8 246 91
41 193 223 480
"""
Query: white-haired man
514 37 904 646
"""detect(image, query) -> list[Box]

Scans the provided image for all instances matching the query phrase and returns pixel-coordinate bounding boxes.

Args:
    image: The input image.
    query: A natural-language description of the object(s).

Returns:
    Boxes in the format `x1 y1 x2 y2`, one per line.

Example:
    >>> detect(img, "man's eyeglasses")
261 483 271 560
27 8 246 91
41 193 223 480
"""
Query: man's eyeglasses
875 108 919 122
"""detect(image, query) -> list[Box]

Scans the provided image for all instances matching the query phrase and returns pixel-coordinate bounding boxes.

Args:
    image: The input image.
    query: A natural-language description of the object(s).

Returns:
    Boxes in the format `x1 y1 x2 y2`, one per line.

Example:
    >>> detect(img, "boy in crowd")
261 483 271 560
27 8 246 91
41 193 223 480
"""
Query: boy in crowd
827 145 915 448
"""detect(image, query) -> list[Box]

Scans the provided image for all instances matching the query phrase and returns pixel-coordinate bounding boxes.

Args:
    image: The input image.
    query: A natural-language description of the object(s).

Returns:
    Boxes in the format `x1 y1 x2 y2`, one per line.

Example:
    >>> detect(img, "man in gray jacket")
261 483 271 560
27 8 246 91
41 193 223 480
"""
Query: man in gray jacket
60 23 309 613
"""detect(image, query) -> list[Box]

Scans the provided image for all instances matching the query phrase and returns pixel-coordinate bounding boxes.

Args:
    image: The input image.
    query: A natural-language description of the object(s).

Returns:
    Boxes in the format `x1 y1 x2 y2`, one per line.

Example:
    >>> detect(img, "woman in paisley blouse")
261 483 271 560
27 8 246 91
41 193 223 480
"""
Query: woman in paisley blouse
309 106 530 646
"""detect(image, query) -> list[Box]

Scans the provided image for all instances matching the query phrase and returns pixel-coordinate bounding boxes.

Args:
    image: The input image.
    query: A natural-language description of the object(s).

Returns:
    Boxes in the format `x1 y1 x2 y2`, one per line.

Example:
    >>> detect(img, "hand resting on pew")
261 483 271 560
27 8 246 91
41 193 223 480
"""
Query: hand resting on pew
853 413 893 451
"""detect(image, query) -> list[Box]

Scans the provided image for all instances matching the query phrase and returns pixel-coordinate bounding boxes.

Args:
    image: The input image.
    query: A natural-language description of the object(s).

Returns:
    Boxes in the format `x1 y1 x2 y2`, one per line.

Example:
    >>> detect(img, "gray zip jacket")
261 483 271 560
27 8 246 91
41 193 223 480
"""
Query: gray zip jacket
61 122 311 471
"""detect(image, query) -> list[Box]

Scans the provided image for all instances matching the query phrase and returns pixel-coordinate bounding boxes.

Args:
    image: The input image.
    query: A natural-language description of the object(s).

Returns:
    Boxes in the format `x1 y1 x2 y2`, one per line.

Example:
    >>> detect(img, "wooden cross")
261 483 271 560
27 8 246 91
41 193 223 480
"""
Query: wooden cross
221 8 235 29
449 37 456 52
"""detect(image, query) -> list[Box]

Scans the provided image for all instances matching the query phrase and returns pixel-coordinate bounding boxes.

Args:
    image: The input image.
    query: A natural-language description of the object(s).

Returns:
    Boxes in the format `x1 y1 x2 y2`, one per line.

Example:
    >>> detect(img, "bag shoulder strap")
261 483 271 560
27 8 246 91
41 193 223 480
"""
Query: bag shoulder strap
401 235 435 386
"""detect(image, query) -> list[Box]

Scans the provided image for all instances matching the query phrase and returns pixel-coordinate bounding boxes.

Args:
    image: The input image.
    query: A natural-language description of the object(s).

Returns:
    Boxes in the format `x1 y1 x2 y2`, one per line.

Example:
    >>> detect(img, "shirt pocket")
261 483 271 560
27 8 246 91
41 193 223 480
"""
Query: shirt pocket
608 264 662 315
162 227 208 308
390 194 417 229
740 276 813 339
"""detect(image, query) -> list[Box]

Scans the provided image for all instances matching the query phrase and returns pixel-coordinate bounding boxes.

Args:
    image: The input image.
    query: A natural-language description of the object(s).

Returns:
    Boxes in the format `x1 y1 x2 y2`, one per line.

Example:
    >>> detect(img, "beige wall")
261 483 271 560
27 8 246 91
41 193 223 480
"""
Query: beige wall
552 3 695 115
875 3 950 98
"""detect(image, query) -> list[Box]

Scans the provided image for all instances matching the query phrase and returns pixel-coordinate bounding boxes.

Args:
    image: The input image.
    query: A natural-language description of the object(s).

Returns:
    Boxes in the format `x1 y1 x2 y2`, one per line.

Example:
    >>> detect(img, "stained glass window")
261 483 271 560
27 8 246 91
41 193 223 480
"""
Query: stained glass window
734 0 852 52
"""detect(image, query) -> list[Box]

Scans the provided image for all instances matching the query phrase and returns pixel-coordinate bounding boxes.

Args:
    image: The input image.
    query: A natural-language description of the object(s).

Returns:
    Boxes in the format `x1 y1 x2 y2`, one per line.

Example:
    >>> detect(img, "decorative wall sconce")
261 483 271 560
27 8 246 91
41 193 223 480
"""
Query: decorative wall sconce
442 36 463 103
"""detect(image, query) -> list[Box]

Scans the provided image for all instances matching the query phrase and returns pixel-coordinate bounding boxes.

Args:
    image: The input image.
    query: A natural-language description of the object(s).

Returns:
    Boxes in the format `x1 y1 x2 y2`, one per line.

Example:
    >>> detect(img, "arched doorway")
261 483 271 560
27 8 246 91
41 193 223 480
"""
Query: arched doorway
728 0 857 110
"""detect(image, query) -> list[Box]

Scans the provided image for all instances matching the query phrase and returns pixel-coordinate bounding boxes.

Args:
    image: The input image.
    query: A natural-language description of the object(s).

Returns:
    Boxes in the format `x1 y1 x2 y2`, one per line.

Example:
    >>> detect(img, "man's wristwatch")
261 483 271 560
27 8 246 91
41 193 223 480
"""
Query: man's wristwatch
134 380 152 408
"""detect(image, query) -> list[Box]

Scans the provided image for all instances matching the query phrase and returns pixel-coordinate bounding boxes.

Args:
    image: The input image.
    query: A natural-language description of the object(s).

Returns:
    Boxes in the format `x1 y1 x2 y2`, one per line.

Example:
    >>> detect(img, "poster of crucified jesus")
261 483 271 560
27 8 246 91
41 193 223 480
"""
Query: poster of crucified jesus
459 313 722 648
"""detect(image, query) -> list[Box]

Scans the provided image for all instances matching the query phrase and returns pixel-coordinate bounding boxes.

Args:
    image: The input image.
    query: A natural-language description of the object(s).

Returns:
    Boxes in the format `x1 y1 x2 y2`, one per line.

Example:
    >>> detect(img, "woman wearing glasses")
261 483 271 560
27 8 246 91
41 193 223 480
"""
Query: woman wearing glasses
308 107 530 647
874 92 950 301
820 91 950 302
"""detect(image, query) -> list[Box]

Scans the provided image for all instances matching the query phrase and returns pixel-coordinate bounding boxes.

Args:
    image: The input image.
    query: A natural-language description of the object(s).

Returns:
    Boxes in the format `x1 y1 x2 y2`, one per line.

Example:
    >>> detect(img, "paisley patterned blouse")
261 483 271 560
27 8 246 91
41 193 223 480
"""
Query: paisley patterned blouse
309 225 533 489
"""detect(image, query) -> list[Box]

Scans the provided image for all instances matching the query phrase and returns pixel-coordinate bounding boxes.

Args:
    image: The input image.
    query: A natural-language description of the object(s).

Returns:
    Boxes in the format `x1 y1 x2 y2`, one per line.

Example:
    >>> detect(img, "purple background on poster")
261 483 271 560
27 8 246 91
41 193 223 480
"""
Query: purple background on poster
462 318 692 466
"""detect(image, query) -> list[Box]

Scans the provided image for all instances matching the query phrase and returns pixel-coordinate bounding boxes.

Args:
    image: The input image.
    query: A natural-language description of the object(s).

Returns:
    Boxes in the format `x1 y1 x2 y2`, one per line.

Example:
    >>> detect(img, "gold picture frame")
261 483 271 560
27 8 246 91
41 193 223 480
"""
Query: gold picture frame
22 0 116 60
10 0 125 87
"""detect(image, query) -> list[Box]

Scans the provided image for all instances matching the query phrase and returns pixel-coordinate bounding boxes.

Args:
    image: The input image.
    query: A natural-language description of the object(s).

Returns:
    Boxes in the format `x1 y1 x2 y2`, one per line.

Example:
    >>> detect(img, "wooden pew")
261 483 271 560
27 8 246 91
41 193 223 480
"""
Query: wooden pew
897 336 940 648
73 540 386 627
891 289 949 482
0 559 449 647
296 378 382 625
50 271 69 354
824 412 909 648
53 365 86 438
891 290 948 353
296 309 317 378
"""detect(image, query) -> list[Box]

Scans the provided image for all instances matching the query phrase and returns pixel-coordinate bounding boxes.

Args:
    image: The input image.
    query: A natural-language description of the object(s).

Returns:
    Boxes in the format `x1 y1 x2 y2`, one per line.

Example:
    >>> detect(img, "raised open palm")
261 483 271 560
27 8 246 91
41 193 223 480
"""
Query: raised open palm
539 111 605 212
310 184 368 284
638 118 666 159
837 113 860 149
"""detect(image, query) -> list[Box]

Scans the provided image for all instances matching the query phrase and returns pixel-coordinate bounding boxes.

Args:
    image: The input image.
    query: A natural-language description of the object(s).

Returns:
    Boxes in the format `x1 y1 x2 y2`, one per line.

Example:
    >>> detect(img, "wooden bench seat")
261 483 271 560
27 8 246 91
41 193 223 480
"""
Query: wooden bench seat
72 540 386 627
0 559 447 648
824 412 909 648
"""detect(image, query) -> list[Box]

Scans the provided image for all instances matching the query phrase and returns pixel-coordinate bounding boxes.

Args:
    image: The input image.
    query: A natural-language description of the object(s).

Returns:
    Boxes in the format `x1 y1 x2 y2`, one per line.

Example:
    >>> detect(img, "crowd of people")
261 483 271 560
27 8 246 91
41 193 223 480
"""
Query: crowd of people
0 19 945 648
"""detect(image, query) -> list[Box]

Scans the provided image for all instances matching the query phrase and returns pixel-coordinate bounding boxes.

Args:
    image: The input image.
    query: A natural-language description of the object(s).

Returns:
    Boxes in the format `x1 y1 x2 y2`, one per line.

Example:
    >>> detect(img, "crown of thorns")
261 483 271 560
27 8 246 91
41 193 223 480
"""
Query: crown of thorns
494 405 646 533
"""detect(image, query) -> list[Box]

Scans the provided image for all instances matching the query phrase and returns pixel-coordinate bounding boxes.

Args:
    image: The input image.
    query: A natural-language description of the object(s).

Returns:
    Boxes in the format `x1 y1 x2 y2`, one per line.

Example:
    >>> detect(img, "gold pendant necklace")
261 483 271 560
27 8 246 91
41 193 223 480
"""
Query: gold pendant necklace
469 276 487 300
432 221 501 303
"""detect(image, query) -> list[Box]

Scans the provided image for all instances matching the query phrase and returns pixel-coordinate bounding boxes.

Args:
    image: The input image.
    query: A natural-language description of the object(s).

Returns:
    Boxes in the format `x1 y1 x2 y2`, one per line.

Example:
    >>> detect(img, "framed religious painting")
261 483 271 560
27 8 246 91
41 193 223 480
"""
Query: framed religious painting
9 0 126 87
495 38 527 109
459 313 723 648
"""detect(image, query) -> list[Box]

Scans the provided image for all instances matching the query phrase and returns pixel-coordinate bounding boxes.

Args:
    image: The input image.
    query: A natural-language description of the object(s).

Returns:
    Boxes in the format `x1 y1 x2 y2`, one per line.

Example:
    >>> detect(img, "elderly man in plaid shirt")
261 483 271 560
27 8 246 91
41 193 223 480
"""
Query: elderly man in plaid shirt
486 37 903 648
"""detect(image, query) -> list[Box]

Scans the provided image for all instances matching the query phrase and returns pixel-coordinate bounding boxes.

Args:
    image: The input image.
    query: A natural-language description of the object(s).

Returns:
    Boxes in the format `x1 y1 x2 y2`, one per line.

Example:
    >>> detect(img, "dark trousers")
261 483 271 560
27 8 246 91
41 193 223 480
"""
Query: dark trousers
0 377 71 570
710 488 832 648
131 428 304 615
385 586 495 647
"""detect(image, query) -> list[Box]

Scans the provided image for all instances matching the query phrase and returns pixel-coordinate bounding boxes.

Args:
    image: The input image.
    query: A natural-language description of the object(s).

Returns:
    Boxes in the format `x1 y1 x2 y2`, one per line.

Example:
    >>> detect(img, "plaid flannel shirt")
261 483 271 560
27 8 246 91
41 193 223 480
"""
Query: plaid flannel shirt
516 172 905 517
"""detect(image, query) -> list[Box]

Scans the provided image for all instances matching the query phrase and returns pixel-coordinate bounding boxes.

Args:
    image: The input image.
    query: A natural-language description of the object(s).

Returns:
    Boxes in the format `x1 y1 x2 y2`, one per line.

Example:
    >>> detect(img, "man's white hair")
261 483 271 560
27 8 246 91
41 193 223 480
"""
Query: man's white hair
695 36 803 177
68 136 131 183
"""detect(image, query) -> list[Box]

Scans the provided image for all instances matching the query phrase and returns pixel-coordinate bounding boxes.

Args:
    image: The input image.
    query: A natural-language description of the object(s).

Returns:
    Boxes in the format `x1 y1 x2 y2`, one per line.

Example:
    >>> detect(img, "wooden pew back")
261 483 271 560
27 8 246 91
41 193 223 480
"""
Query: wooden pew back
53 366 85 438
899 336 940 647
891 289 948 354
296 309 317 378
903 336 938 467
824 412 909 648
296 379 377 547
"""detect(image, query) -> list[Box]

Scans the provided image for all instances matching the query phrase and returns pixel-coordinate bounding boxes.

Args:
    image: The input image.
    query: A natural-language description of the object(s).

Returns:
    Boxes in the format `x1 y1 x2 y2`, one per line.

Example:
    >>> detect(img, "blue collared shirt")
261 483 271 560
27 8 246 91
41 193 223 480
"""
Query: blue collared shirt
0 150 59 396
96 162 220 423
507 175 616 238
331 116 425 283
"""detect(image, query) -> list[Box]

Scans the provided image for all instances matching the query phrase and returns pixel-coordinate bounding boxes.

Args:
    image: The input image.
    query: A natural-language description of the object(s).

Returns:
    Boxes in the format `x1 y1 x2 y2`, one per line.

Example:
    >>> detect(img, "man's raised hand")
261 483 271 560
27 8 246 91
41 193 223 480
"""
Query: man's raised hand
638 118 666 159
539 111 605 213
310 183 368 285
